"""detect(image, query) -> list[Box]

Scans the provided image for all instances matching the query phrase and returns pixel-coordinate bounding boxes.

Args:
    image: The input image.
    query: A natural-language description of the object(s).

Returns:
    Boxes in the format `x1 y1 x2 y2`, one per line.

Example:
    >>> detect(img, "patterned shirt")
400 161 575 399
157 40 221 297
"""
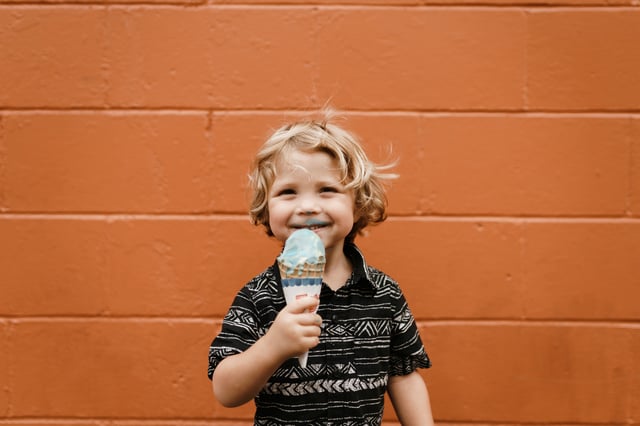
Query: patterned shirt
208 243 431 426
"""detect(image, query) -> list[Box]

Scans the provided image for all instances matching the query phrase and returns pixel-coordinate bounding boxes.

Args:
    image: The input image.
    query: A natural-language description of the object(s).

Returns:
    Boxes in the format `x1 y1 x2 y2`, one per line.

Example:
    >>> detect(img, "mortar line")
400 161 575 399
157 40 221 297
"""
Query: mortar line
1 213 639 222
2 108 640 116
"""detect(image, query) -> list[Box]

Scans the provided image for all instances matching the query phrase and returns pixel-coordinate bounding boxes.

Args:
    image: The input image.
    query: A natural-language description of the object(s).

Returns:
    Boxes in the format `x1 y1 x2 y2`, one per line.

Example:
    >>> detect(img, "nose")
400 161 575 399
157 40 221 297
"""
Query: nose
296 194 321 215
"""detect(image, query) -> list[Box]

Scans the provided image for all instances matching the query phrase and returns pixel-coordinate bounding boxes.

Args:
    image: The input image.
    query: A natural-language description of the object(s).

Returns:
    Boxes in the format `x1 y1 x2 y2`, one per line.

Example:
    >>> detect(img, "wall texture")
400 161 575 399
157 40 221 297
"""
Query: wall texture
1 0 639 425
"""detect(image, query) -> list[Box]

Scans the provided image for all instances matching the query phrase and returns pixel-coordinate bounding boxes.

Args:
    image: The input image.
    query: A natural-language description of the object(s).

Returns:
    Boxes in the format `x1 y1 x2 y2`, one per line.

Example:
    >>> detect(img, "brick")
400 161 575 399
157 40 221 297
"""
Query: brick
206 8 317 109
521 221 640 320
316 9 526 110
207 112 632 216
0 217 277 317
110 422 252 426
631 330 640 420
346 114 631 216
0 0 202 3
0 112 214 213
8 319 216 417
630 117 640 217
424 323 639 423
106 7 317 108
0 321 8 414
0 7 108 108
0 422 102 426
527 10 640 110
430 0 634 2
360 219 640 321
105 7 212 107
217 0 632 4
358 219 524 320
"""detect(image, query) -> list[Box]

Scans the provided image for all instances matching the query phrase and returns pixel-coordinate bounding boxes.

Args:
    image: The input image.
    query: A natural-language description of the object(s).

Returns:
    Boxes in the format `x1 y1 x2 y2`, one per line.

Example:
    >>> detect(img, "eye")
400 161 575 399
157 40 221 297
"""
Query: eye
320 186 338 193
275 188 296 196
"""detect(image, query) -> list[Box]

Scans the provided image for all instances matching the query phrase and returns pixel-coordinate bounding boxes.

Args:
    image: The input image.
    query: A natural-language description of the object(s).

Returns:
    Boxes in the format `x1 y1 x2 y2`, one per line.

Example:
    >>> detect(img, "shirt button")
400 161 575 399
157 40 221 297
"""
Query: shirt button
331 314 339 321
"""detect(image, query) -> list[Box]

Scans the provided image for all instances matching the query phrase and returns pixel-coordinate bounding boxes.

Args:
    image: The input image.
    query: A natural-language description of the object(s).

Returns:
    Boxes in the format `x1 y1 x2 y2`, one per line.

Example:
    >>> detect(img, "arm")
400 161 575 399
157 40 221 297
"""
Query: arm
388 371 434 426
212 296 322 407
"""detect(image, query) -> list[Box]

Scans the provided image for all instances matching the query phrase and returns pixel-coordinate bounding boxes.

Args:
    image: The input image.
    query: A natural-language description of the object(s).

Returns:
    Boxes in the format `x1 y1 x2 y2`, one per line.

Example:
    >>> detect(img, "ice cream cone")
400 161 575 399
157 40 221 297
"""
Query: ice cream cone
277 229 325 368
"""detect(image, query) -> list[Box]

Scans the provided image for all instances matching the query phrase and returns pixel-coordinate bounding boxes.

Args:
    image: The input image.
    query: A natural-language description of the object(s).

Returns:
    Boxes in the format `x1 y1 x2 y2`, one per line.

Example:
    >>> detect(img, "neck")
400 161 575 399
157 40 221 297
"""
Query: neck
323 242 353 291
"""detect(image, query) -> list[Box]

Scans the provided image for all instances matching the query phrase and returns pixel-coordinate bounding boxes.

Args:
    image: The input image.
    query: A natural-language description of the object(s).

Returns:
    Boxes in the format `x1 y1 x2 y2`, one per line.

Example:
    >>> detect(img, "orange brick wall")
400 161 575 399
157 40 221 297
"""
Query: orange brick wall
1 0 639 425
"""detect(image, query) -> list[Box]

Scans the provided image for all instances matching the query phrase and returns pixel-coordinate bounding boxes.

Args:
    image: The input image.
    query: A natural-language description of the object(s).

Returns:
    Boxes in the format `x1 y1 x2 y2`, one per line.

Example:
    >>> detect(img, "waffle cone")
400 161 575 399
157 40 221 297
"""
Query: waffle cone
278 261 325 279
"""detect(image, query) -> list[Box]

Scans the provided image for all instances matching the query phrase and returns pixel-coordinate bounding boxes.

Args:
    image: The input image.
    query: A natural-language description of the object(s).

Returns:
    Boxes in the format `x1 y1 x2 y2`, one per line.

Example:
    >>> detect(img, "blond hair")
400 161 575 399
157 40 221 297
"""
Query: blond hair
248 112 397 241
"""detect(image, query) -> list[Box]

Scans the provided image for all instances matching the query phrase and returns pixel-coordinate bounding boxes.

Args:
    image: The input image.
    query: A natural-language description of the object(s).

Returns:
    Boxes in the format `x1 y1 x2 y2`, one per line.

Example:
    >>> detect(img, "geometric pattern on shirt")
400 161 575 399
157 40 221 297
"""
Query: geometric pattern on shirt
353 320 391 337
271 362 356 379
324 320 391 338
256 418 381 426
393 307 415 333
263 375 388 396
223 307 257 326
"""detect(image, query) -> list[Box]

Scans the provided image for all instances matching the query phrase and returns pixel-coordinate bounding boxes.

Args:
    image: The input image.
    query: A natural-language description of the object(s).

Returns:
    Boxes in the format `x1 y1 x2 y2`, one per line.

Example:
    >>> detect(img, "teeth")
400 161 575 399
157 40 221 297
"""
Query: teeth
292 224 325 230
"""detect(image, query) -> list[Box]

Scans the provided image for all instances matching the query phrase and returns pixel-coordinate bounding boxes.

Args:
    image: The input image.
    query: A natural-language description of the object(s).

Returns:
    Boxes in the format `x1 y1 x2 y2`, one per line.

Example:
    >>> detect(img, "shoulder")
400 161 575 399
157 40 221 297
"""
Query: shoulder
234 264 285 316
366 265 397 283
244 265 277 291
365 265 404 299
243 264 280 293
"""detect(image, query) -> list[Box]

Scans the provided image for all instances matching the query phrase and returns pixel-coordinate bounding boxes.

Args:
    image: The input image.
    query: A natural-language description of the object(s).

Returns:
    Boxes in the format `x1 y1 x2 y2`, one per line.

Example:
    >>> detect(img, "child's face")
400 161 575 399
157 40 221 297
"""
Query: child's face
268 149 356 255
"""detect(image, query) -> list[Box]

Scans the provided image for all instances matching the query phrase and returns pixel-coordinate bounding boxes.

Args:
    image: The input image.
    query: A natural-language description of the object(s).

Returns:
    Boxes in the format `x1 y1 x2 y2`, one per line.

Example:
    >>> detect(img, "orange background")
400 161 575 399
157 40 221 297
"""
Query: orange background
1 0 640 425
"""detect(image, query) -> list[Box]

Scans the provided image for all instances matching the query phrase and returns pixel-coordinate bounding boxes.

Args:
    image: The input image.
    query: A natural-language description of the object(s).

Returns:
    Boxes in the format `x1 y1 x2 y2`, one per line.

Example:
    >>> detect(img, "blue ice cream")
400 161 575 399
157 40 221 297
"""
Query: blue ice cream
277 229 326 276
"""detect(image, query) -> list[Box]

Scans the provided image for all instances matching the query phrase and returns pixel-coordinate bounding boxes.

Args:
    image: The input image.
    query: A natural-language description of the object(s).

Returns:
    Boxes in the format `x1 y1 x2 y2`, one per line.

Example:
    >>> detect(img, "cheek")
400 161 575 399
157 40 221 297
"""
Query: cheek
267 200 288 223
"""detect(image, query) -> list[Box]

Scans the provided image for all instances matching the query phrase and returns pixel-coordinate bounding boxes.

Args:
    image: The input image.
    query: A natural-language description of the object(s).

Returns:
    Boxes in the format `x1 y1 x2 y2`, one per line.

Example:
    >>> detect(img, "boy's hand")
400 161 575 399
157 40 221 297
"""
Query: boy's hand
265 296 322 361
212 297 323 407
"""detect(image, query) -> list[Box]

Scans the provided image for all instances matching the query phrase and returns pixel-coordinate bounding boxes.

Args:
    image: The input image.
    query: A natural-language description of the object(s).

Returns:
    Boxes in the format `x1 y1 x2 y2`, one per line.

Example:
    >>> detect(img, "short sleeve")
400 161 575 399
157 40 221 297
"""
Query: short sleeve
208 288 261 379
389 288 431 376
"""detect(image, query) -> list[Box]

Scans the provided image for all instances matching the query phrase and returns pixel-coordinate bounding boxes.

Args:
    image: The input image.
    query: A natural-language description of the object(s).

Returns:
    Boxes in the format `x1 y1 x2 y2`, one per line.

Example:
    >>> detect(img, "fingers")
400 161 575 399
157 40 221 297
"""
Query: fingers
301 315 322 333
285 297 322 328
297 311 322 326
287 296 320 314
301 323 321 347
270 297 323 357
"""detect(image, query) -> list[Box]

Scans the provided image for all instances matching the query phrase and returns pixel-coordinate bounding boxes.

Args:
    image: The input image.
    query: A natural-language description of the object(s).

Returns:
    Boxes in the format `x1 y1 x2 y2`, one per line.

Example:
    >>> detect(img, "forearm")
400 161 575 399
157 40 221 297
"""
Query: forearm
212 334 286 407
388 372 434 426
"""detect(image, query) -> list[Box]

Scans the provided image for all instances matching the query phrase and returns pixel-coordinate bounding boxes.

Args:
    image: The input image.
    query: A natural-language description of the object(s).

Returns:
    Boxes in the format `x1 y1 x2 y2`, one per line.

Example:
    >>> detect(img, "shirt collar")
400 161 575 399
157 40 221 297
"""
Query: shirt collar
343 242 376 290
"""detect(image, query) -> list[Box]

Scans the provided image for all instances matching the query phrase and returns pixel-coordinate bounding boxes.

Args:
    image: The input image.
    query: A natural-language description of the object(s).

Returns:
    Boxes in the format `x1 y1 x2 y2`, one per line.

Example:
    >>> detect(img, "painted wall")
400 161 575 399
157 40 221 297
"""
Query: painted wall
1 0 639 425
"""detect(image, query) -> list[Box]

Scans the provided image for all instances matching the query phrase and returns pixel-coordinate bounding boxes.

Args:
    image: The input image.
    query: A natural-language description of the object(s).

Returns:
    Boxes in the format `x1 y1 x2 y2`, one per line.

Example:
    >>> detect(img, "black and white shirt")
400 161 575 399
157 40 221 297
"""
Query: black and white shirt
208 243 431 426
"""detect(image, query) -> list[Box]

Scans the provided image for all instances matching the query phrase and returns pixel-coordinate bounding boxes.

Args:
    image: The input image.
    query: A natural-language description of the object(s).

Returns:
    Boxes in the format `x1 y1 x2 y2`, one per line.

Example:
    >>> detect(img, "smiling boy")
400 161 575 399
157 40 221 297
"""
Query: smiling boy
208 116 433 425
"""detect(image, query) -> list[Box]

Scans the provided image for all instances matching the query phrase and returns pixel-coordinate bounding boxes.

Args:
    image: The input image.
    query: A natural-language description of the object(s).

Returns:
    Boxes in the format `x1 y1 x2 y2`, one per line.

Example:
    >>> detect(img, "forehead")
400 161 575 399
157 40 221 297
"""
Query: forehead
273 148 340 177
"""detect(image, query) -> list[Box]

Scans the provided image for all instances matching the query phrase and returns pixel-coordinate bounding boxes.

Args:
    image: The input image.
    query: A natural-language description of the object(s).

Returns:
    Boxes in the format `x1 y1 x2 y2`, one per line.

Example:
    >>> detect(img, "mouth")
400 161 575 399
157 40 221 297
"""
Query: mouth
305 224 326 231
292 220 330 231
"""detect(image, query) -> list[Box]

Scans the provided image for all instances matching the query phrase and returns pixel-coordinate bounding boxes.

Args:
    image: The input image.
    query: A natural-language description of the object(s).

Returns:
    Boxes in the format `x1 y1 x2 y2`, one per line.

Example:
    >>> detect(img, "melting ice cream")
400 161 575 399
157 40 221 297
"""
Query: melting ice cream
277 229 326 367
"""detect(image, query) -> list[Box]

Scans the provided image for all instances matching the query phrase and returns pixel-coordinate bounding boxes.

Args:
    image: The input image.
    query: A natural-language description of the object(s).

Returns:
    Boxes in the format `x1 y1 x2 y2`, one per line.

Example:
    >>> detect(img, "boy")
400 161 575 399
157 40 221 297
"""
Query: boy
208 115 433 425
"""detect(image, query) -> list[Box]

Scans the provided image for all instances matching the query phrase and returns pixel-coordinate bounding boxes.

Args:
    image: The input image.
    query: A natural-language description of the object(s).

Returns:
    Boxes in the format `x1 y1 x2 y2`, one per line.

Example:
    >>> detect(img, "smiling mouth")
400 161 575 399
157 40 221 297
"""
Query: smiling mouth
293 220 329 230
306 224 325 230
